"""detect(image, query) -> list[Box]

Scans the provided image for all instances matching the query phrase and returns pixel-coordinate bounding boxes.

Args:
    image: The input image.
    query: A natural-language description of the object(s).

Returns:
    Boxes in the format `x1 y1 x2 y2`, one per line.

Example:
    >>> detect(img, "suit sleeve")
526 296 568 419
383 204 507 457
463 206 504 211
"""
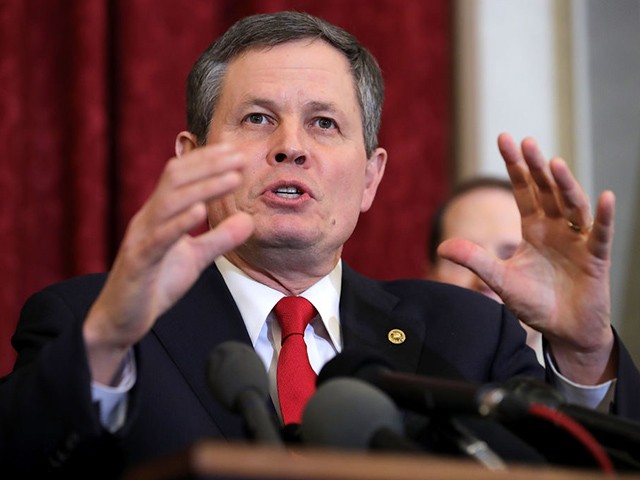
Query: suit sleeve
491 305 640 424
611 331 640 421
0 286 123 477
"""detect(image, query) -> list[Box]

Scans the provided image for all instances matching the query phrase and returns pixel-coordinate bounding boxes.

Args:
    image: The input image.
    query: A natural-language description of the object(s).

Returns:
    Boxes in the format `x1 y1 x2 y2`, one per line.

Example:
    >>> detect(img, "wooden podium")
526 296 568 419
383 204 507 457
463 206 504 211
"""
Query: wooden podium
123 441 640 480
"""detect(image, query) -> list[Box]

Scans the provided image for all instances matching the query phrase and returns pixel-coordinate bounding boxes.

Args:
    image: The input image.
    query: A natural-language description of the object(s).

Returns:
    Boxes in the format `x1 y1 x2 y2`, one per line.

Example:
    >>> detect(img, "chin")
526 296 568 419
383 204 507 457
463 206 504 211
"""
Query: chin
252 228 321 250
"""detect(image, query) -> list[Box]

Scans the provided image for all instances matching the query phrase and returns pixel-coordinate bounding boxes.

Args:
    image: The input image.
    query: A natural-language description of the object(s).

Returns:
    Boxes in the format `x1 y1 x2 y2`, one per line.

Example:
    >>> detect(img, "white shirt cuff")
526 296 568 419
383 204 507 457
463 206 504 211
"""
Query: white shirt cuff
546 350 616 413
90 349 136 432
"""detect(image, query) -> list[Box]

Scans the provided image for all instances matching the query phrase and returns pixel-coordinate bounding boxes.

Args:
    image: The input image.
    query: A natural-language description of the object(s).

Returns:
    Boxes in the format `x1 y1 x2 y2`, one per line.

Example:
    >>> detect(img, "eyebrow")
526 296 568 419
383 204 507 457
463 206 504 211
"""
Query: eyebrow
305 100 340 115
239 97 342 115
236 97 276 112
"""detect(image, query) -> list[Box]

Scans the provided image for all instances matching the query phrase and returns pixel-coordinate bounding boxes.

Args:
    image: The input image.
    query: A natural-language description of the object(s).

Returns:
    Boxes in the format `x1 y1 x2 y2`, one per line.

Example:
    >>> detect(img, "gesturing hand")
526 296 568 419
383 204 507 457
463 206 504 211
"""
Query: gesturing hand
83 143 254 384
438 133 616 384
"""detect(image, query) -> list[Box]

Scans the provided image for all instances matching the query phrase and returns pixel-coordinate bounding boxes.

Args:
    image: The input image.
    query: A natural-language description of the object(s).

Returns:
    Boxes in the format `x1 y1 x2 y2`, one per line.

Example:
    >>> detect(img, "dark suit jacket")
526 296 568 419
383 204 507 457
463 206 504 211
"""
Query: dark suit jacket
2 263 640 476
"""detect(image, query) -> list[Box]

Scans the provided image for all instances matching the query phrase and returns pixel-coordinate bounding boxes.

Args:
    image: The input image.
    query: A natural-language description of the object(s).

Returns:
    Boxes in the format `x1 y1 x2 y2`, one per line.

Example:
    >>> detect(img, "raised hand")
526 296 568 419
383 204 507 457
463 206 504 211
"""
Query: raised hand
83 143 254 384
438 133 616 384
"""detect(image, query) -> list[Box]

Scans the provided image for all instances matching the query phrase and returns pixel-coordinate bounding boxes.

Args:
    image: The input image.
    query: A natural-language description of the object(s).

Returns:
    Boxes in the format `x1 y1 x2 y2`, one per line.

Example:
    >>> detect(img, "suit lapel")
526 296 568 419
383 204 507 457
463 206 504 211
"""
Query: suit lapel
339 264 464 380
339 264 425 375
151 265 253 438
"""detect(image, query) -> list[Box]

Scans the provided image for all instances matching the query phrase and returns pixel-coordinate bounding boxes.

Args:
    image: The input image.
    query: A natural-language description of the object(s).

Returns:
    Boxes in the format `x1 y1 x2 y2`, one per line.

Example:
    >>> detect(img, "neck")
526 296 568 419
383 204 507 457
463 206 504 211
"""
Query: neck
224 245 341 295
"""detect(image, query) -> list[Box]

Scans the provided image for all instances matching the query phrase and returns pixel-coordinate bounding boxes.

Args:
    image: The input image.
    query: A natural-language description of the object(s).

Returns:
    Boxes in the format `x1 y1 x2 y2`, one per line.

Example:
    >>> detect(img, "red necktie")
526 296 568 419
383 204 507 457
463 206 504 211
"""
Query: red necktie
275 296 317 425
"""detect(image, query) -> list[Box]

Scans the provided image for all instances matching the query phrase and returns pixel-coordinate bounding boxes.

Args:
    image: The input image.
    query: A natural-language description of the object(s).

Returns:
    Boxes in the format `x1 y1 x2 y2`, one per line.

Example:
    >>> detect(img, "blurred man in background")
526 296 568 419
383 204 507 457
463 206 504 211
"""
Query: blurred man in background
427 177 546 364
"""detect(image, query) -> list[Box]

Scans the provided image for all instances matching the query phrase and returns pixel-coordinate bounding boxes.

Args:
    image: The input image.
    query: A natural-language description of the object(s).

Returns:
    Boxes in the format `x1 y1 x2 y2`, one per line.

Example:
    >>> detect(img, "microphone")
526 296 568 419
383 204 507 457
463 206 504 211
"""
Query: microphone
500 377 640 462
301 377 422 452
319 351 640 469
317 349 524 419
208 341 284 446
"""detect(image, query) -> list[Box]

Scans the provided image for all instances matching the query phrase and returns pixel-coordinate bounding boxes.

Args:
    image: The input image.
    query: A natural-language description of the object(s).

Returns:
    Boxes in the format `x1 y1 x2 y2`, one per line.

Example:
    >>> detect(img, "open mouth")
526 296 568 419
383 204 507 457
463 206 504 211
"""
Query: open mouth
273 186 305 199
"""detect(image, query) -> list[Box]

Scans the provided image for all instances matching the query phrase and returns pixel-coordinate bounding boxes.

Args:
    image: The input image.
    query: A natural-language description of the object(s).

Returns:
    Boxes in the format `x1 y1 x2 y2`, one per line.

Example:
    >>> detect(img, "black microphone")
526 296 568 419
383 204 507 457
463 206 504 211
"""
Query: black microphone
500 377 640 462
319 351 640 468
315 351 539 467
317 349 523 419
208 341 284 446
301 377 422 452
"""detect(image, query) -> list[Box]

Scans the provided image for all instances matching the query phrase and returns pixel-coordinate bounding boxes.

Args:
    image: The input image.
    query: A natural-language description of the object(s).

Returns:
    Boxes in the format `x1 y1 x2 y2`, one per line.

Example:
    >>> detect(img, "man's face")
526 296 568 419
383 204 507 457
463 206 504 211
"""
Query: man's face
205 39 386 260
430 187 521 303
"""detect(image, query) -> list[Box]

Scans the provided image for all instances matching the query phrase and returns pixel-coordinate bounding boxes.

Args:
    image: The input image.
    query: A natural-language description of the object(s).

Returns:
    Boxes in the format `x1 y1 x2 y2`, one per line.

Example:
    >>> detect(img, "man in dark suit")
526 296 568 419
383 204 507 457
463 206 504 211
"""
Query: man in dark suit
2 11 639 477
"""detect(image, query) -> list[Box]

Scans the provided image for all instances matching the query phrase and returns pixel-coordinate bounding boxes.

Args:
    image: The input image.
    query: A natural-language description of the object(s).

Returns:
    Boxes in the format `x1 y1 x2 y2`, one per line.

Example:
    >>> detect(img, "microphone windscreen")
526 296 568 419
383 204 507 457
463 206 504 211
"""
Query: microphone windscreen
316 348 394 386
500 377 565 407
208 341 269 412
302 377 404 450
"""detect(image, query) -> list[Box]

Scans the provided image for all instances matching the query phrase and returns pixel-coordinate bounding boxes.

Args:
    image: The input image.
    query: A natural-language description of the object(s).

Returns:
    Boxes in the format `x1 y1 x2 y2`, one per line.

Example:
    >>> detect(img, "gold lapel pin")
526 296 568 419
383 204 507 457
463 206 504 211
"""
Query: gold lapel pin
387 329 406 344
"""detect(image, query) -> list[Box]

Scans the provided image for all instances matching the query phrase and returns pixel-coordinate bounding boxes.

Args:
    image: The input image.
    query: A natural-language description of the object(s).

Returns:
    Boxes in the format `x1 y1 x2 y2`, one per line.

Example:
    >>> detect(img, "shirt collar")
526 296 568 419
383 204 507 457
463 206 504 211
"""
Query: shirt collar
215 256 343 350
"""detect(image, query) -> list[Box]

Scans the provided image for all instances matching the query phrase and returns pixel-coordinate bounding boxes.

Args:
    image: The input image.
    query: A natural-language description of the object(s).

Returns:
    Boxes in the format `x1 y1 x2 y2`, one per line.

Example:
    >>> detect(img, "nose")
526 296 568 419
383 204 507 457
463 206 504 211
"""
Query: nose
274 152 306 165
269 123 307 166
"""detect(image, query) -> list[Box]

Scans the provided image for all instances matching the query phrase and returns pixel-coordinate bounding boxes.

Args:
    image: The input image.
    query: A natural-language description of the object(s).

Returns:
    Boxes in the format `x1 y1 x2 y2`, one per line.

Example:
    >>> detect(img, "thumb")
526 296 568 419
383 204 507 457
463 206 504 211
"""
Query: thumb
437 238 503 292
192 212 255 266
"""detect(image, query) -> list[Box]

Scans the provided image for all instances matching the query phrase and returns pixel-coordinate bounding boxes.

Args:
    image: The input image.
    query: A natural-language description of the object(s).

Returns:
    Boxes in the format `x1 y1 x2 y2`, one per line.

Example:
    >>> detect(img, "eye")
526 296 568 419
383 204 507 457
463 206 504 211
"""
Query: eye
244 113 269 125
314 117 336 130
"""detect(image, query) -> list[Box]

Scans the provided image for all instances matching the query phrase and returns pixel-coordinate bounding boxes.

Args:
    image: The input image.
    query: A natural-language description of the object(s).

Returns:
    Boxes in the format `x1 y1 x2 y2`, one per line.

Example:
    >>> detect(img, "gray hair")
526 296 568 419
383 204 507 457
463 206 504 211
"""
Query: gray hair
186 11 384 157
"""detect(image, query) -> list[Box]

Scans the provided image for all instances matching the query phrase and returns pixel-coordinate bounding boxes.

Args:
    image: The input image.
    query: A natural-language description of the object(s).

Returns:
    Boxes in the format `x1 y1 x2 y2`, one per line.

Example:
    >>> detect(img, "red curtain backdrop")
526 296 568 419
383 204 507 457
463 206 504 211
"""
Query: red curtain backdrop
0 0 451 375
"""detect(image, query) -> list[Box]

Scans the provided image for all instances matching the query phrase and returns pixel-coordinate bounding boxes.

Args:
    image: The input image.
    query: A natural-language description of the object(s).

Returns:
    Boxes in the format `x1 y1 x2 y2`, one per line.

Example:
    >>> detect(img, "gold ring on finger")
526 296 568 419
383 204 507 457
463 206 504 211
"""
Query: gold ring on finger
567 220 592 233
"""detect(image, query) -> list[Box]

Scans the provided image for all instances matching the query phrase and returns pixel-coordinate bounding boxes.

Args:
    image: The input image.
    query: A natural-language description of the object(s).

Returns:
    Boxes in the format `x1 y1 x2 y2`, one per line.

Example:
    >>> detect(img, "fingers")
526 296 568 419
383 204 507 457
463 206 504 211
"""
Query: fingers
191 212 255 268
130 202 209 267
588 191 615 261
149 144 245 226
548 157 593 229
520 138 563 219
498 133 593 228
437 238 504 295
163 143 244 189
132 210 255 277
497 133 540 220
122 144 248 266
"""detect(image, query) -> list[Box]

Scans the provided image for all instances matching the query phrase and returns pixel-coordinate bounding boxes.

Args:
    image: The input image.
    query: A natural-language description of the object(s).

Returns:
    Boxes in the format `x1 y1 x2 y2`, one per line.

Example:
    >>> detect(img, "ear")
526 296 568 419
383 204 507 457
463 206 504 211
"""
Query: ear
360 147 387 212
175 131 199 157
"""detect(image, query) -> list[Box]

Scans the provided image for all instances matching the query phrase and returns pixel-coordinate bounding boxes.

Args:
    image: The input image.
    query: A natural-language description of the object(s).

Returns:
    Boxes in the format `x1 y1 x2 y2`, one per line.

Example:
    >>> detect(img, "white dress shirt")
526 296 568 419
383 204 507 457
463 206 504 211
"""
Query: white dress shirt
216 256 342 420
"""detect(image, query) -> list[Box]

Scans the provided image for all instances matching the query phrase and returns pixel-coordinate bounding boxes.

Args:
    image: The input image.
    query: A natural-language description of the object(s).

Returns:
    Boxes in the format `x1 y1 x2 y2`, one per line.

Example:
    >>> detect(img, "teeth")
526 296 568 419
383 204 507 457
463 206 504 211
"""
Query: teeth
276 186 300 193
274 186 303 198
